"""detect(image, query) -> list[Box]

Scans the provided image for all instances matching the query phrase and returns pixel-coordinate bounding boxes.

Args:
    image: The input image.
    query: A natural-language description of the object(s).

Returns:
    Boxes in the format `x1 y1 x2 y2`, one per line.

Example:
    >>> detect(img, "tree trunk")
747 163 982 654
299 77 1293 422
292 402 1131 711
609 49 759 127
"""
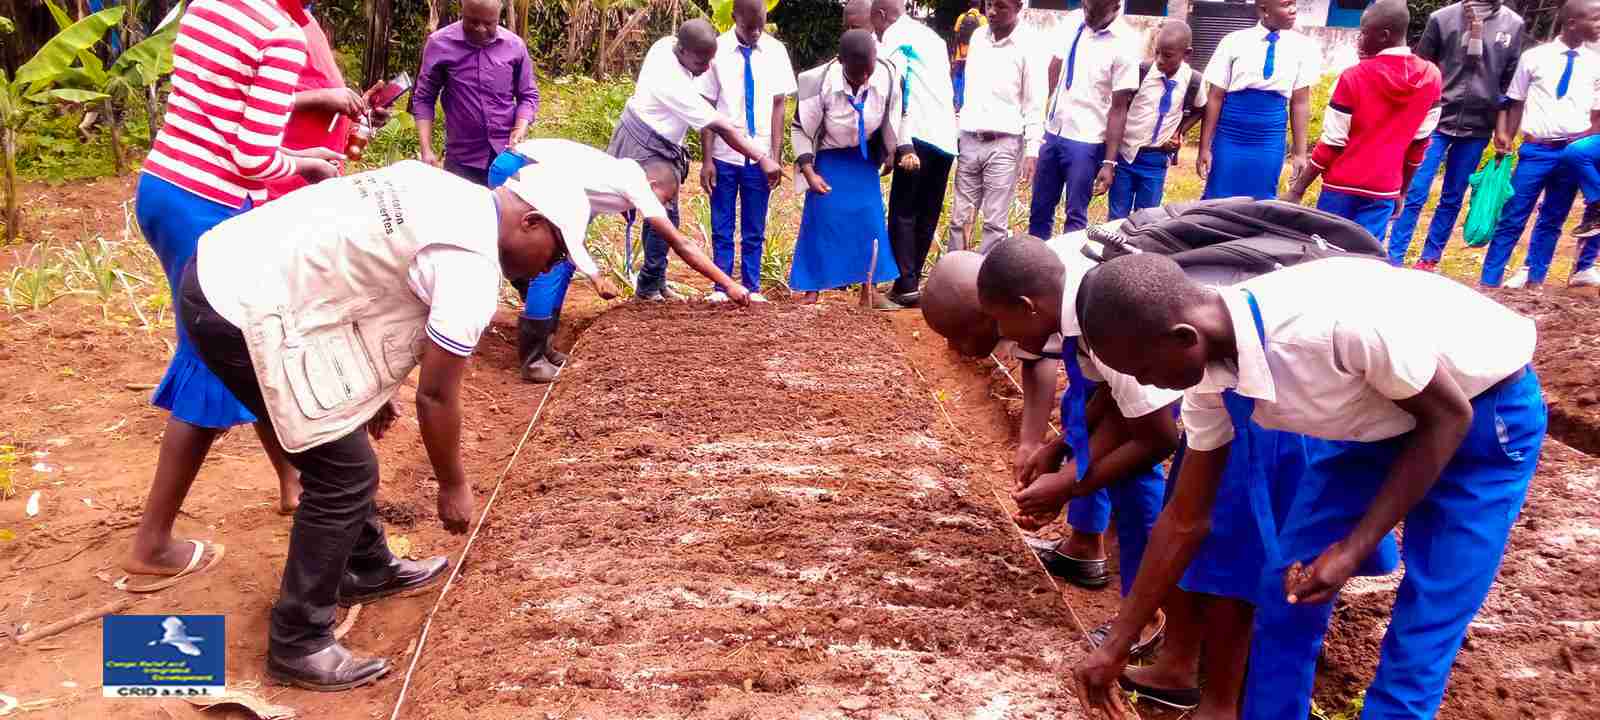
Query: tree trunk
360 0 394 89
595 12 607 79
106 99 127 175
3 126 18 245
146 82 163 139
426 0 441 34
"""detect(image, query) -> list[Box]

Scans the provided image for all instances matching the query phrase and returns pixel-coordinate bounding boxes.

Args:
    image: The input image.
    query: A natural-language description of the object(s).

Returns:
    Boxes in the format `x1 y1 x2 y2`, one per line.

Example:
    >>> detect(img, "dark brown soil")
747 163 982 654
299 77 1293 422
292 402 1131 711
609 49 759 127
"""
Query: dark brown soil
408 303 1088 719
1486 288 1600 457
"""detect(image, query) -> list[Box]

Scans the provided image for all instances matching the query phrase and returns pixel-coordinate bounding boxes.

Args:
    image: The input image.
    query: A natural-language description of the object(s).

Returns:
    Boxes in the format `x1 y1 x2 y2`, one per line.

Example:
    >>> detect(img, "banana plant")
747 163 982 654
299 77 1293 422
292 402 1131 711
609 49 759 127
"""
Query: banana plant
0 5 127 244
36 0 182 175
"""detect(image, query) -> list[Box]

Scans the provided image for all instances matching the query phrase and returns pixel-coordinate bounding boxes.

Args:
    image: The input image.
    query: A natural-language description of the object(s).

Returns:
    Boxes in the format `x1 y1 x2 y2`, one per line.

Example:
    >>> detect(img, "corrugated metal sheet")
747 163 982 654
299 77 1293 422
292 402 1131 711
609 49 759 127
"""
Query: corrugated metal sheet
1188 1 1261 73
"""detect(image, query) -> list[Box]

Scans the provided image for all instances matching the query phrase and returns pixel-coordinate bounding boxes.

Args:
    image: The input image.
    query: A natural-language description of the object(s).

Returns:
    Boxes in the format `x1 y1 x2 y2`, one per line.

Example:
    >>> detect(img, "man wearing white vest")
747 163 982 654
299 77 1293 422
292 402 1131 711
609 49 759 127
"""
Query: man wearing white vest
177 160 590 691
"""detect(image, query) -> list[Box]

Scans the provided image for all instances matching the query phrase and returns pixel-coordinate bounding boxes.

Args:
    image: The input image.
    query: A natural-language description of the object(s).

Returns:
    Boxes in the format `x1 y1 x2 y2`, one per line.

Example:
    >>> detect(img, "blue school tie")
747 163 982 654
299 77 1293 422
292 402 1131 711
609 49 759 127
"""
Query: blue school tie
1151 77 1177 145
1558 48 1578 99
740 45 757 136
1064 22 1087 90
897 44 919 118
849 91 869 160
1263 30 1279 79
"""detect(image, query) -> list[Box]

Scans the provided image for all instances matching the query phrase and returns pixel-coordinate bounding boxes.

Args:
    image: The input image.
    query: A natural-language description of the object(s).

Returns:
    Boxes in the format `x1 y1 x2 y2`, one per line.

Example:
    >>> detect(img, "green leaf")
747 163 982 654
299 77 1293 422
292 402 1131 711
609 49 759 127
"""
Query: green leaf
14 7 126 91
44 0 73 32
28 88 110 104
111 9 182 87
0 528 15 542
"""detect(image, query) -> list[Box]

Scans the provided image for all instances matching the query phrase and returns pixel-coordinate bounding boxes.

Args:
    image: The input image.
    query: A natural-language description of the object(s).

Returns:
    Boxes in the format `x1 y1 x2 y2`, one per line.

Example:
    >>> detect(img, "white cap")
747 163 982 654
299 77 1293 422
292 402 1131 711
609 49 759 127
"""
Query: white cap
501 163 598 278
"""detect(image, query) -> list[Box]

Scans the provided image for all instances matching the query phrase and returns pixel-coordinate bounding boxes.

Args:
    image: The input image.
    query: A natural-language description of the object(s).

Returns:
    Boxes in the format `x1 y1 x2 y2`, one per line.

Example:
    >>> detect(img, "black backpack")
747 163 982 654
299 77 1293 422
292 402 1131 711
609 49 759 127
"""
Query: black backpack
1088 197 1387 284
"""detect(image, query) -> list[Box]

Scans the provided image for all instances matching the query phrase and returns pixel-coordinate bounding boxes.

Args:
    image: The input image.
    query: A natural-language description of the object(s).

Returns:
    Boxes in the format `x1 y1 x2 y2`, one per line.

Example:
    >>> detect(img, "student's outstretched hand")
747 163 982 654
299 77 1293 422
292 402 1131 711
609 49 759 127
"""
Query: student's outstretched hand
1075 644 1135 719
725 283 752 306
1196 148 1211 179
1015 441 1065 491
898 152 921 173
758 156 783 189
438 481 474 535
700 162 717 194
1284 541 1360 605
593 275 620 300
803 167 832 195
1012 471 1074 519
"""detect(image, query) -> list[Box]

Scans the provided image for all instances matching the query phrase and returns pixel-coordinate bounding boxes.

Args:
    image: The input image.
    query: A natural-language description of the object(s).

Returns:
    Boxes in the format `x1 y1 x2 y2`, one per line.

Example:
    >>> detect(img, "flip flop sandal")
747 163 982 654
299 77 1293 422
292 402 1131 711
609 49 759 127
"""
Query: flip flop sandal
115 540 227 593
1084 611 1167 661
1117 675 1201 710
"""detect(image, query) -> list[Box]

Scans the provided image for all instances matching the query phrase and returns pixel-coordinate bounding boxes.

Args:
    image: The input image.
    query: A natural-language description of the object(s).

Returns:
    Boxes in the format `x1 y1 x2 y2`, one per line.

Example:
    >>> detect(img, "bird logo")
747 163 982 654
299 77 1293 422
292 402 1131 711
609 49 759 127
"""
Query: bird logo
147 616 205 657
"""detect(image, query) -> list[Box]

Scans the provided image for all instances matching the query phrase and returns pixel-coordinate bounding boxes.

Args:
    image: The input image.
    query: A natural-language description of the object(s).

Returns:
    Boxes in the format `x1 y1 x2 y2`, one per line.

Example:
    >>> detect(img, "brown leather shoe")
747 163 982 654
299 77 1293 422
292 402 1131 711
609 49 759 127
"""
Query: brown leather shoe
338 555 449 607
267 642 390 692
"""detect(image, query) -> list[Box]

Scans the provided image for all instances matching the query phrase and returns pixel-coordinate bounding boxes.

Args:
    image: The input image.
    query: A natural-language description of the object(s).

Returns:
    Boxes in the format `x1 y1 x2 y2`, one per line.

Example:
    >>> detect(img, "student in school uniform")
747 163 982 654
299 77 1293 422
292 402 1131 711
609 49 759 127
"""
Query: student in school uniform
612 19 783 301
1282 1 1442 241
485 138 752 382
1107 21 1206 221
1055 252 1544 720
927 240 1180 658
1555 139 1600 288
1480 0 1600 289
1198 0 1319 201
946 0 1045 252
1385 0 1523 270
698 0 796 304
872 0 960 309
1030 0 1140 236
787 29 906 303
950 0 987 110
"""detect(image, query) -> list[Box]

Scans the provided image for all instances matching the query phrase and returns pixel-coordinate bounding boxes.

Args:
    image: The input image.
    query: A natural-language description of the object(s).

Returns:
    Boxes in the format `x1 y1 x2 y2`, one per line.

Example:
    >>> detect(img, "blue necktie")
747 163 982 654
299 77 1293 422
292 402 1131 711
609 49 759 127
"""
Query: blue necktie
1263 29 1279 79
897 44 919 119
1151 77 1176 145
1558 48 1577 99
739 45 756 137
849 91 869 160
1064 23 1087 90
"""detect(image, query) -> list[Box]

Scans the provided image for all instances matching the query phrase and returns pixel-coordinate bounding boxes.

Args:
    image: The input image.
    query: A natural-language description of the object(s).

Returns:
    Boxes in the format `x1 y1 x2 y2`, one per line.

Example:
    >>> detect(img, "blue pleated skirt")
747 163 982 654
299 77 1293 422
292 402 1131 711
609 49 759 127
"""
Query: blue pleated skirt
135 173 257 429
1204 89 1289 201
788 148 900 292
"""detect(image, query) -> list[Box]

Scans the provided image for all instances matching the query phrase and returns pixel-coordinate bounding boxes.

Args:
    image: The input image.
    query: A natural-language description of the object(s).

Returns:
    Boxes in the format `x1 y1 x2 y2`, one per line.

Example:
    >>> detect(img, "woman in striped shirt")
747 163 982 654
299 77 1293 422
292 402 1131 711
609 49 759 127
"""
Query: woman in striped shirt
121 0 341 589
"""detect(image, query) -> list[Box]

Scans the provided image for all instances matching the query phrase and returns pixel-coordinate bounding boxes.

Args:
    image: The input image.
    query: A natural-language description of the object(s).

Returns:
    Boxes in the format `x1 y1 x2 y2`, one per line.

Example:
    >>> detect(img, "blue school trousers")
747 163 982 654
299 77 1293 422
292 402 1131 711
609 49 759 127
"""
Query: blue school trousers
1481 141 1578 286
1106 148 1170 221
489 150 578 320
1559 136 1600 273
1243 369 1544 720
710 159 771 292
1029 133 1103 238
1386 131 1489 266
1317 189 1397 242
1059 339 1164 597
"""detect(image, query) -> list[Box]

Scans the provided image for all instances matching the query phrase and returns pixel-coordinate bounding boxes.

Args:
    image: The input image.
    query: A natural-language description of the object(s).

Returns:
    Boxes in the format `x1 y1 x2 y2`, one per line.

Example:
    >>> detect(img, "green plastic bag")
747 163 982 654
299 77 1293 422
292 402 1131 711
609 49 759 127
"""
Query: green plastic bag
1463 154 1515 248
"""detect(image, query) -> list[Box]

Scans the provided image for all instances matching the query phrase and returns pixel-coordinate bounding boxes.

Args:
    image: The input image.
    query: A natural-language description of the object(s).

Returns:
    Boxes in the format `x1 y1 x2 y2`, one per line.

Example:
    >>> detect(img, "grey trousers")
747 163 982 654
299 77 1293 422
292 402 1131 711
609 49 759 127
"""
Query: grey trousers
948 132 1025 252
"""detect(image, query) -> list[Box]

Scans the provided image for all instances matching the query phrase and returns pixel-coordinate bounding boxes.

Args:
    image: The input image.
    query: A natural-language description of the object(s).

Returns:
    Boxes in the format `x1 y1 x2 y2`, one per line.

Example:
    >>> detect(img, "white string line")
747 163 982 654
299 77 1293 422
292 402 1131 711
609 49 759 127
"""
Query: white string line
387 336 581 720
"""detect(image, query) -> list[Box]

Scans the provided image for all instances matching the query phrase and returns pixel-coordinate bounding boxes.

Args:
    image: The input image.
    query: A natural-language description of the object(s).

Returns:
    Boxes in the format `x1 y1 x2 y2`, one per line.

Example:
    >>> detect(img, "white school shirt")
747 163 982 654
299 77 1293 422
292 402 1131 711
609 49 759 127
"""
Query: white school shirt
626 37 723 145
958 23 1049 157
511 138 668 221
1202 24 1321 97
1052 229 1183 418
1506 40 1600 142
698 31 797 165
879 14 960 155
790 60 902 160
1045 11 1142 144
1182 257 1536 451
200 162 502 357
1118 62 1207 163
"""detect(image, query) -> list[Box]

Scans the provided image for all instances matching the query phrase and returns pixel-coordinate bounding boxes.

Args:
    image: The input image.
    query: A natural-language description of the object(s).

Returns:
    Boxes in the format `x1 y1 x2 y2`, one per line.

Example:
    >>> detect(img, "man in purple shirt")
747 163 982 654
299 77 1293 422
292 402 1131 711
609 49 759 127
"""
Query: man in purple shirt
412 0 540 185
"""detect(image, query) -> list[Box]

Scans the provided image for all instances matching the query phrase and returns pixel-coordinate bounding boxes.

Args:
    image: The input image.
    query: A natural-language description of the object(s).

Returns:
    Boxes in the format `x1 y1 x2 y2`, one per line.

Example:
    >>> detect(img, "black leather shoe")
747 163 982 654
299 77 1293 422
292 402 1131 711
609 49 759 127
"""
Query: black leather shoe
338 555 450 607
267 642 390 692
889 289 921 307
1033 542 1111 590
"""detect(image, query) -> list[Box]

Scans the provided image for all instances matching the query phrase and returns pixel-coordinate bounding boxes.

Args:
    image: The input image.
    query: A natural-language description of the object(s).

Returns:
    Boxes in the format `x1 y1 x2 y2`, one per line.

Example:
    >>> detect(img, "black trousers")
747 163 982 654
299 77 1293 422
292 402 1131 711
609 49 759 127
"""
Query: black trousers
887 139 955 296
178 261 394 658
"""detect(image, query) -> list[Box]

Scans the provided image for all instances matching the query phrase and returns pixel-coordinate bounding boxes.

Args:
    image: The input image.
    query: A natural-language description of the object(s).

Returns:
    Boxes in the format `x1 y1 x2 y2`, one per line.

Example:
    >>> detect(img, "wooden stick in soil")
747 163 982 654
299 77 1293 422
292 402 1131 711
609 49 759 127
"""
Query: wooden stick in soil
860 225 880 308
17 595 139 644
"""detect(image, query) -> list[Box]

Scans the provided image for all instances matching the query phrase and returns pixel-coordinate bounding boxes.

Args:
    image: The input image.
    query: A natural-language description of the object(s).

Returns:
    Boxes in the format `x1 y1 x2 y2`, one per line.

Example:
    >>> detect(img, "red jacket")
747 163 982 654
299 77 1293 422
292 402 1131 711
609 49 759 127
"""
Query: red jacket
1310 49 1443 199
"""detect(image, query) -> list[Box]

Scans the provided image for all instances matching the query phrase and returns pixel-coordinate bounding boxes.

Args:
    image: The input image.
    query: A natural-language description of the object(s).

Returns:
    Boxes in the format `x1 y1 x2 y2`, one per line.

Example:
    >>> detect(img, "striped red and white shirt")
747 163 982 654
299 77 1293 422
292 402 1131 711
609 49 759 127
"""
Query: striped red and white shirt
142 0 309 208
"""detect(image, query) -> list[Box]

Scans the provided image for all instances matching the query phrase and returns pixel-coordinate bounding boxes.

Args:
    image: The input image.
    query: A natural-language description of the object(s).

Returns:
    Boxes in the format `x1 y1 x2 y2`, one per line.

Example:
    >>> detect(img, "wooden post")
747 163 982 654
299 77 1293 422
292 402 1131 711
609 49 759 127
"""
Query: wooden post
361 0 394 90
